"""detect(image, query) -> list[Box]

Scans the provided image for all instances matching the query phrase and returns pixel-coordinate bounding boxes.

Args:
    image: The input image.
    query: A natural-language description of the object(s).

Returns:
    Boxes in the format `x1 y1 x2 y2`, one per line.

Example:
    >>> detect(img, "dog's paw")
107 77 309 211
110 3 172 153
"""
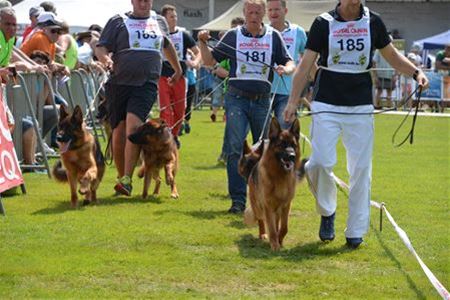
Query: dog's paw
270 242 281 251
259 234 268 240
78 187 88 195
170 193 179 199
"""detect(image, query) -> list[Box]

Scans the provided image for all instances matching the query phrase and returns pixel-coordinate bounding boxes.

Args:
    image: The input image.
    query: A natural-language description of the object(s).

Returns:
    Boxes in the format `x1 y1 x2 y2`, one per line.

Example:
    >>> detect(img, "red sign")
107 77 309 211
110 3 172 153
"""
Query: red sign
0 89 24 193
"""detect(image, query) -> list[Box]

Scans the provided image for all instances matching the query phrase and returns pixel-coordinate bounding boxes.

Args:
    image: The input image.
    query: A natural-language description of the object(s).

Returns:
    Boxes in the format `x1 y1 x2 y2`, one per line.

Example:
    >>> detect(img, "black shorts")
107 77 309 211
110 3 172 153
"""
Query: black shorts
106 82 158 129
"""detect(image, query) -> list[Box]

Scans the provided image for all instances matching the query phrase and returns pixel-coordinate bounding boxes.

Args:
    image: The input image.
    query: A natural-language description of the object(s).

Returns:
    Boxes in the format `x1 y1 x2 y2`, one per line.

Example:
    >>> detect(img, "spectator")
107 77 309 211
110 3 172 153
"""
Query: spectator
40 1 56 14
22 6 44 42
96 0 182 196
372 49 396 108
57 20 78 70
0 0 11 9
407 43 422 67
435 44 450 75
159 4 201 149
198 0 295 213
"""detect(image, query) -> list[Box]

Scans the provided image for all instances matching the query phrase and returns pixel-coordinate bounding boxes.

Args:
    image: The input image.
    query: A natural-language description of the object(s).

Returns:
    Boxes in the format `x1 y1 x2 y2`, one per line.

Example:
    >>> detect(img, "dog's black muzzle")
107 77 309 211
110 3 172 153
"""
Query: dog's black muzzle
56 133 71 143
277 147 296 171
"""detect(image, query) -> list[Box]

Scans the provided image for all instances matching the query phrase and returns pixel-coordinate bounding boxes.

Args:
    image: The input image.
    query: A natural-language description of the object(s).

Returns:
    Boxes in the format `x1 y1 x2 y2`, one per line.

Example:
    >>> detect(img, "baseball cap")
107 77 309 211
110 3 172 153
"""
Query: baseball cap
37 11 62 27
29 6 44 17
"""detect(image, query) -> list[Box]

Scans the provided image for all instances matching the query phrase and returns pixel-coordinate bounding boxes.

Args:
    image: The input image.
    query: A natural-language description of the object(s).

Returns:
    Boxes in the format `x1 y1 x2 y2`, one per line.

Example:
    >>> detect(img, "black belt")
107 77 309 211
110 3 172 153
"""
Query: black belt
228 86 270 101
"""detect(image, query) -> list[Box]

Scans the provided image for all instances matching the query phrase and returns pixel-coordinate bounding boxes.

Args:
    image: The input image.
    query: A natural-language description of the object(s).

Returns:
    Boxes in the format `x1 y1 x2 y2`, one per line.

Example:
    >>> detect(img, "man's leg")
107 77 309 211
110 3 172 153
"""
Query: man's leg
123 112 143 179
112 121 126 178
159 77 174 128
171 78 187 137
342 111 374 240
272 94 290 130
225 93 250 212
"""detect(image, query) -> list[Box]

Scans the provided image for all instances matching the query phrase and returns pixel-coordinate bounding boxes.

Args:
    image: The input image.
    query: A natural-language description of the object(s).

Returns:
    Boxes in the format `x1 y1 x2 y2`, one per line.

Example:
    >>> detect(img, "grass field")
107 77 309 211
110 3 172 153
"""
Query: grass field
0 110 448 299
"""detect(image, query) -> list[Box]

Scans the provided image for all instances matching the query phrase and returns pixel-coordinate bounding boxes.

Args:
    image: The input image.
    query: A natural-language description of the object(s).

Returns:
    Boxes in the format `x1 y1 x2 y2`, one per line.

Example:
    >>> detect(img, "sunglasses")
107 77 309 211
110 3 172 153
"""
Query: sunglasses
50 28 62 34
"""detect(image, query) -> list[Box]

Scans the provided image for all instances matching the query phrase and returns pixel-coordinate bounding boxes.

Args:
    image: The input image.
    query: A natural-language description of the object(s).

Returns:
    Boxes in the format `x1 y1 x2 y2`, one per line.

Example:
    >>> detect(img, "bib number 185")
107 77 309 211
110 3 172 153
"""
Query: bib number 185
337 38 365 51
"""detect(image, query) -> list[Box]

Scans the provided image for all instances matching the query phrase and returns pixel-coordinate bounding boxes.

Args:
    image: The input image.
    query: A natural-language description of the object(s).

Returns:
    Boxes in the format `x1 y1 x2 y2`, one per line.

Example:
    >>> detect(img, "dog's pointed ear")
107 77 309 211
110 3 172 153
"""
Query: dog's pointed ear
268 117 281 140
290 118 300 141
242 140 251 155
59 105 68 120
72 105 83 125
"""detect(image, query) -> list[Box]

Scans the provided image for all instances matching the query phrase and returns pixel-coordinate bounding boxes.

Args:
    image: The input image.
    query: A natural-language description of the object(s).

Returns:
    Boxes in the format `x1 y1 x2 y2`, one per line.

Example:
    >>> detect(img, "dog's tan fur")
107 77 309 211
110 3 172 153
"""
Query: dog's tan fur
128 119 179 199
239 117 302 251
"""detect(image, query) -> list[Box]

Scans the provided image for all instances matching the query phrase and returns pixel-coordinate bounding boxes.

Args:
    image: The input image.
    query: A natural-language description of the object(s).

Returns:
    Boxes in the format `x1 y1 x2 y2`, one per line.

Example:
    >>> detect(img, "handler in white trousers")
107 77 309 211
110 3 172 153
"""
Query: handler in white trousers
284 0 428 248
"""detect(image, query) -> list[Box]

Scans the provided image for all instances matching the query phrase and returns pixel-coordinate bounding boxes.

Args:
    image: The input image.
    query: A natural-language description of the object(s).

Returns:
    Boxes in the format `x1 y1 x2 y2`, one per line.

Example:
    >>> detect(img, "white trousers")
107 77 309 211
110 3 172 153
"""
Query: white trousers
306 101 374 238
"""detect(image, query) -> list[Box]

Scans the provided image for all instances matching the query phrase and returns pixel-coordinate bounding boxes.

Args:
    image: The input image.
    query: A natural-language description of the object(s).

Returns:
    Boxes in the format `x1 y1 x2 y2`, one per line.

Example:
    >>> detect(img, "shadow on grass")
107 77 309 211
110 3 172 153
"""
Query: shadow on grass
372 224 426 299
236 234 351 260
184 209 228 220
192 164 226 171
208 192 229 201
31 195 162 215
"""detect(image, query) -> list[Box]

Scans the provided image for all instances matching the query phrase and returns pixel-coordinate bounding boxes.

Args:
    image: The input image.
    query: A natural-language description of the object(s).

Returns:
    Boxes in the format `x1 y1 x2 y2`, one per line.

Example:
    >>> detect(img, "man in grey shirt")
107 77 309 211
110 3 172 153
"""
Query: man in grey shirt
96 0 182 196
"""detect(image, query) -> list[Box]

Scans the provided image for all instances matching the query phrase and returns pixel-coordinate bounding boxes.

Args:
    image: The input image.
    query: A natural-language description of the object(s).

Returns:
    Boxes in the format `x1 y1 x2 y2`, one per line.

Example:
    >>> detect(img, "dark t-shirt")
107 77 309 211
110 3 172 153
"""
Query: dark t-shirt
161 30 196 77
211 25 292 94
98 12 169 86
306 5 391 106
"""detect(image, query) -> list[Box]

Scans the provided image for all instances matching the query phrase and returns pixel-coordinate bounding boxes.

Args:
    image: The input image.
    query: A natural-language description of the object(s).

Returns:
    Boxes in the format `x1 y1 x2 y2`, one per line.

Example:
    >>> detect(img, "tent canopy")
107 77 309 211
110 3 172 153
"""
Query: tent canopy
414 29 450 50
13 0 133 33
197 0 336 32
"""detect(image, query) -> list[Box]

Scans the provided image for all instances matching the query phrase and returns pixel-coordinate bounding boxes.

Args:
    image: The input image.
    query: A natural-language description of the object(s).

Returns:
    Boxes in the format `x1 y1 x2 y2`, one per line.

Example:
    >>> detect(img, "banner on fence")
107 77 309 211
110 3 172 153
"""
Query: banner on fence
0 89 24 193
421 72 443 100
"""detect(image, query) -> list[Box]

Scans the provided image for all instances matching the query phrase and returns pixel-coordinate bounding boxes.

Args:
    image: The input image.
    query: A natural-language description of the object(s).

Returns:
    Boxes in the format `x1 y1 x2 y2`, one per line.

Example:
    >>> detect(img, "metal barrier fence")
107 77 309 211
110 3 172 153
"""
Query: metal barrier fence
4 69 106 176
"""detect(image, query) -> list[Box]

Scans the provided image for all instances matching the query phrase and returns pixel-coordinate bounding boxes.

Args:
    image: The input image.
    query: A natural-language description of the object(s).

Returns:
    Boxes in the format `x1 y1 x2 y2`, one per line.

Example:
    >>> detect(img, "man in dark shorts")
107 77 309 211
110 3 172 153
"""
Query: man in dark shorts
96 0 182 196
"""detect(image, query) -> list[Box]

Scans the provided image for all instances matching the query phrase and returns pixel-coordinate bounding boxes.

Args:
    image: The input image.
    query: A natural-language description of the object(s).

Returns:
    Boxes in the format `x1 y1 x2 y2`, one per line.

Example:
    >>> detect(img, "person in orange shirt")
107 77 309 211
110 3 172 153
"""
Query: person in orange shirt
20 12 61 61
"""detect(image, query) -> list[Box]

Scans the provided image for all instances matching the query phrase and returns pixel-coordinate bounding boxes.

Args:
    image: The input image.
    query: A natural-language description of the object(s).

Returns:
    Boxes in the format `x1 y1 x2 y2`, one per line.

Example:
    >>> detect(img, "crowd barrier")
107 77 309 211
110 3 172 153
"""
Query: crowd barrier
4 69 106 177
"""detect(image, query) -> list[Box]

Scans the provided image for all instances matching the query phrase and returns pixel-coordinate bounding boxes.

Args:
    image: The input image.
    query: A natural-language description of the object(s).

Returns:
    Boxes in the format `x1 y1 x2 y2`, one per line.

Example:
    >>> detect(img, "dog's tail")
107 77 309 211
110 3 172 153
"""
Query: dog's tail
296 158 308 182
52 160 68 182
244 206 258 227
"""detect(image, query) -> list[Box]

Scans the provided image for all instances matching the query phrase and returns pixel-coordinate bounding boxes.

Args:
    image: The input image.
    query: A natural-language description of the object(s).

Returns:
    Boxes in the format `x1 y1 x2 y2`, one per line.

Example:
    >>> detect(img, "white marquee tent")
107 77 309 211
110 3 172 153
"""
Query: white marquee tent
13 0 133 33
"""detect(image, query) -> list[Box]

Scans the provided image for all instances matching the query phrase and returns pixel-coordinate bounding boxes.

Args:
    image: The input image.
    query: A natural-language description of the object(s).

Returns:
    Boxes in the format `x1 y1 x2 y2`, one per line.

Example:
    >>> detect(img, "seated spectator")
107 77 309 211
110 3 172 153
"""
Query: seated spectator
407 44 423 68
435 44 450 75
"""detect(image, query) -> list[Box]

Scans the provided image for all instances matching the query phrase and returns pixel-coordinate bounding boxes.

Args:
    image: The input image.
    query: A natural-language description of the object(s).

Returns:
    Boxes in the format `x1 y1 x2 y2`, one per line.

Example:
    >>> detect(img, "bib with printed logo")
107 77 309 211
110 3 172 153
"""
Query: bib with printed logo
169 30 184 60
235 25 273 82
123 11 163 52
281 22 300 63
323 7 371 73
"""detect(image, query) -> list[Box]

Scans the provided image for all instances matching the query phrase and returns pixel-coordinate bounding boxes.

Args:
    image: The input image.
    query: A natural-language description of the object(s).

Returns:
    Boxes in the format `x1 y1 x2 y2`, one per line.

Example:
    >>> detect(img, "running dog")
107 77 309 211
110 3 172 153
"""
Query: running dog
239 117 304 251
128 119 179 199
53 105 105 208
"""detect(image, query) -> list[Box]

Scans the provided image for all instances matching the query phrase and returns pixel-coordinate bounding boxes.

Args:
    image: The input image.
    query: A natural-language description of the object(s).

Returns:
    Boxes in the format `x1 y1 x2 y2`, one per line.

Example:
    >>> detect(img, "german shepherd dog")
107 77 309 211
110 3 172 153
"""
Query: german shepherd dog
53 105 105 208
128 119 179 199
239 117 304 251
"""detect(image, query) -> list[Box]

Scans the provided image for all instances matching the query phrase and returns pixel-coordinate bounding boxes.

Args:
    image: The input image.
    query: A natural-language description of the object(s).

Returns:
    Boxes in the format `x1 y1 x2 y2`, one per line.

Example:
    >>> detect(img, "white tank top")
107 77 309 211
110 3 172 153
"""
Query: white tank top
322 7 371 73
168 30 184 60
234 25 273 82
123 11 163 52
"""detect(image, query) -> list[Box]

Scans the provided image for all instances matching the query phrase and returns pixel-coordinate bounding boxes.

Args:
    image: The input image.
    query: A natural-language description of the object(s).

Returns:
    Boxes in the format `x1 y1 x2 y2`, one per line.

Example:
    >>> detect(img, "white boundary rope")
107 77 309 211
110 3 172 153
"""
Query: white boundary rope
299 126 449 299
332 176 449 299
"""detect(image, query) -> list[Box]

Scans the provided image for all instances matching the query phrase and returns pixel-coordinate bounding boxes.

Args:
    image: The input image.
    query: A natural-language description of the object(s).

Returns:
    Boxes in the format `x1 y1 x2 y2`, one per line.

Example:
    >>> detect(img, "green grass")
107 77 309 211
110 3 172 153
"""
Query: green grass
0 110 448 299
